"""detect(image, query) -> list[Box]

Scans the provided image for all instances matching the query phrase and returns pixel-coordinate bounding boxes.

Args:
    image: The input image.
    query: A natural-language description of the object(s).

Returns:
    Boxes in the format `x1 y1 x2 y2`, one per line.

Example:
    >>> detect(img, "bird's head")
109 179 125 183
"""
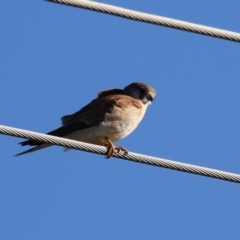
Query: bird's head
123 82 156 105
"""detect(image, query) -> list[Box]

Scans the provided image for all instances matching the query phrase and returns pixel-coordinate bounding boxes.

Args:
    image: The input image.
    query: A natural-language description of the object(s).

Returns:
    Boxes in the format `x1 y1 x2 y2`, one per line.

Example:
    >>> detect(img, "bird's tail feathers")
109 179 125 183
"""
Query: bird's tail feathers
14 143 51 157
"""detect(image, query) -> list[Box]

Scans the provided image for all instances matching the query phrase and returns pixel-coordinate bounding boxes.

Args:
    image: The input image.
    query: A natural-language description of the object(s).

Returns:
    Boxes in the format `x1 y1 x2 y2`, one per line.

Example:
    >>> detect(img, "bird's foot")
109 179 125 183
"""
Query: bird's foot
115 146 128 156
104 137 128 158
104 138 115 159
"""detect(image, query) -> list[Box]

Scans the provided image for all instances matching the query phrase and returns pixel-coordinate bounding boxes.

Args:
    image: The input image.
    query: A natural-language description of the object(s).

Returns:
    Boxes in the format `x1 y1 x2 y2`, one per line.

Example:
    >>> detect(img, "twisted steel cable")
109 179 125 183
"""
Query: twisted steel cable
46 0 240 42
1 124 240 183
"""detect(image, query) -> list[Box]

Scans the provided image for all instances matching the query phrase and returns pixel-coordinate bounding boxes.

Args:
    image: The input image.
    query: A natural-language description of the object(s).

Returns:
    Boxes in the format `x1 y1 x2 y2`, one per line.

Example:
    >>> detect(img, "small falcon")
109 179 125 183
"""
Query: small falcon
15 82 156 158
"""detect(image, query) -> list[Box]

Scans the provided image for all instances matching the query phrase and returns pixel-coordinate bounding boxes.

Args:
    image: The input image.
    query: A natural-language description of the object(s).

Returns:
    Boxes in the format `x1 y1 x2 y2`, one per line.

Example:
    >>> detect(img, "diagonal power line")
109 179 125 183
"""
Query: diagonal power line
0 124 240 183
46 0 240 43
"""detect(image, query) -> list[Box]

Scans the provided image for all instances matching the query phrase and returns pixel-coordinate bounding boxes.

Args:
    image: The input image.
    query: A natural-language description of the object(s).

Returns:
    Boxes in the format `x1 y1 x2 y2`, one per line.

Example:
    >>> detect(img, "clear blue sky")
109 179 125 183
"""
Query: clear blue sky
1 0 240 239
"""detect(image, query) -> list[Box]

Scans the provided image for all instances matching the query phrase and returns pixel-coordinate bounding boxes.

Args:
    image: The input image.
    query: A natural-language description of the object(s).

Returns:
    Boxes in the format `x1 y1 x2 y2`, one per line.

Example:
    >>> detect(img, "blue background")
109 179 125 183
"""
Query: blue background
1 0 240 239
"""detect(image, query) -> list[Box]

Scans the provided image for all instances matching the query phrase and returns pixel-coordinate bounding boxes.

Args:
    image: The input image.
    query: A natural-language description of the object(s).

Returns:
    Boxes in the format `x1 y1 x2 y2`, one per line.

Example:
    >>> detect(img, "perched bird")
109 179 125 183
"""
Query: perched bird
15 82 156 158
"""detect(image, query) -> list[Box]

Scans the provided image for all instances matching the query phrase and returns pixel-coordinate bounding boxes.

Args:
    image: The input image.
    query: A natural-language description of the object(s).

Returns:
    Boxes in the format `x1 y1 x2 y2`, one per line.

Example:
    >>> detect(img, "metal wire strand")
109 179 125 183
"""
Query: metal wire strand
46 0 240 43
1 124 240 183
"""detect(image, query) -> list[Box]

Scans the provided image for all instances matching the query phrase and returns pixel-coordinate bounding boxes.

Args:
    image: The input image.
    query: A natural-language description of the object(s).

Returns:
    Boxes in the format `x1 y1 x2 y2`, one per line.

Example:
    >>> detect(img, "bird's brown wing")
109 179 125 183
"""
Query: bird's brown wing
61 94 142 126
17 94 142 153
97 88 124 99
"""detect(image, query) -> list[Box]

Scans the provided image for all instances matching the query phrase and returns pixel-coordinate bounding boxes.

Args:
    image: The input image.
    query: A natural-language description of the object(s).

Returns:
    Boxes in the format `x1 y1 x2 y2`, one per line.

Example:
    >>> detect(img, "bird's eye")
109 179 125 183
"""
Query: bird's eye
139 88 145 94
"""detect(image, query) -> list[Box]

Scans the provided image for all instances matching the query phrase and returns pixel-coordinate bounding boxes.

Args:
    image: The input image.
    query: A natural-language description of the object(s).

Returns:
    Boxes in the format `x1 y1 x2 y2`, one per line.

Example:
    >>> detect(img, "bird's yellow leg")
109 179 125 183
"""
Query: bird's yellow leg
104 137 128 158
104 137 115 158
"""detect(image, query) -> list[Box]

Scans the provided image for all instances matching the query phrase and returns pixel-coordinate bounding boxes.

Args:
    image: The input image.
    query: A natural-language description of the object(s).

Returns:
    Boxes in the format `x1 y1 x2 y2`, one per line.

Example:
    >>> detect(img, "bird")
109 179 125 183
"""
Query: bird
15 82 156 158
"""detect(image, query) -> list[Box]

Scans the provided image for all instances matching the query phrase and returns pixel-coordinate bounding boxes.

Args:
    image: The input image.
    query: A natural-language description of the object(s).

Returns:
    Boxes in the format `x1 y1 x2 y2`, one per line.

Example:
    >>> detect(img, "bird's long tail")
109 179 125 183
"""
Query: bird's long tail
14 121 96 157
14 143 52 156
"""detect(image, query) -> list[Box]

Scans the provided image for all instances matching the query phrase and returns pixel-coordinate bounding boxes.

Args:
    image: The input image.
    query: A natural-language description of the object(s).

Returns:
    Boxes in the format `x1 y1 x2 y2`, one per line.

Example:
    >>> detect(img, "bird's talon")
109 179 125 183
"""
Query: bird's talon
115 146 128 156
104 137 129 158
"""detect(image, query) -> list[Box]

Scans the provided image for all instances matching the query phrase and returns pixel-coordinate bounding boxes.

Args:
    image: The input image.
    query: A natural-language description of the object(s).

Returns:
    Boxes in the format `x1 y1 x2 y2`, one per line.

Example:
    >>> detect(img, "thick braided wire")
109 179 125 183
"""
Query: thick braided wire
47 0 240 43
1 124 240 183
